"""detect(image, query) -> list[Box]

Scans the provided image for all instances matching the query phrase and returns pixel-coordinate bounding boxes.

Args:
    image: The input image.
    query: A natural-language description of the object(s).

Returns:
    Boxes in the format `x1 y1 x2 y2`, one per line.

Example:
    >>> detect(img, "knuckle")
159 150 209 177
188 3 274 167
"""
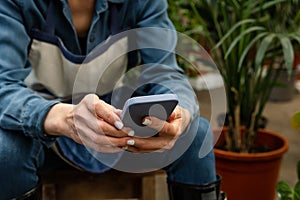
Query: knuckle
93 135 108 145
105 113 114 122
164 124 173 134
107 138 124 148
165 140 176 150
84 95 100 110
98 123 109 134
90 100 99 111
83 94 94 104
119 138 129 146
153 121 164 131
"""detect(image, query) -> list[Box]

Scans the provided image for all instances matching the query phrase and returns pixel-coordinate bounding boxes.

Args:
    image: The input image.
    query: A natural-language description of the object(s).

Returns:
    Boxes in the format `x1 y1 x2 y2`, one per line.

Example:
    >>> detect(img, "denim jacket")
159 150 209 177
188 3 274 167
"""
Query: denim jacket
0 0 198 146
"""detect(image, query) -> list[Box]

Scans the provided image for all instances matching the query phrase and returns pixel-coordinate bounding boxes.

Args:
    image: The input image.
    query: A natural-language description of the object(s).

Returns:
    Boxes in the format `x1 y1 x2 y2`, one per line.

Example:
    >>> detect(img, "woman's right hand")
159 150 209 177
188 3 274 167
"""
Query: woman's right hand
44 94 133 153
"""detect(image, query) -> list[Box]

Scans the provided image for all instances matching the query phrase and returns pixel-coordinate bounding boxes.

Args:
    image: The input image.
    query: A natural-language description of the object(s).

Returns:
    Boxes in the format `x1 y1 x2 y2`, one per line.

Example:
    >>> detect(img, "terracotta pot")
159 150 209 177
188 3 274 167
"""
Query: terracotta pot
214 128 288 200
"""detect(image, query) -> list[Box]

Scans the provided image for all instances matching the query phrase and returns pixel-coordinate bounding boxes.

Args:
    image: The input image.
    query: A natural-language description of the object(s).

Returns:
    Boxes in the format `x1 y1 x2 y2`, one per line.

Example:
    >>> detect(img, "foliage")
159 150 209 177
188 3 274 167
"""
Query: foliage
168 0 300 152
167 0 208 77
291 111 300 130
277 161 300 200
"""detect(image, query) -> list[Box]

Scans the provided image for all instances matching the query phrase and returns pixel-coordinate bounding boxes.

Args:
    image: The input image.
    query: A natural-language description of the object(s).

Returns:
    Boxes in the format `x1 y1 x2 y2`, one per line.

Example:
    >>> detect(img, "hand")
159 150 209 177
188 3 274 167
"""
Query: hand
124 106 191 153
44 94 133 153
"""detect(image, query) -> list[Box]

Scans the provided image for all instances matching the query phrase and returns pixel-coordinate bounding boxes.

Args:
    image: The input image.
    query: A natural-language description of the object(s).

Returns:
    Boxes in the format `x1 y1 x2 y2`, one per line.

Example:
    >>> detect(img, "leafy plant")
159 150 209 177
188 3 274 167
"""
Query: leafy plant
278 112 300 199
277 161 300 200
168 0 300 152
291 111 300 130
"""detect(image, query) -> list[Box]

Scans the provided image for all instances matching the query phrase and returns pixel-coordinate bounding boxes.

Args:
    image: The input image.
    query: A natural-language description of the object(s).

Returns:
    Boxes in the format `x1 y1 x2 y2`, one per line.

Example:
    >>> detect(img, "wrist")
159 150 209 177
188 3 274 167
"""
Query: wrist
44 103 74 137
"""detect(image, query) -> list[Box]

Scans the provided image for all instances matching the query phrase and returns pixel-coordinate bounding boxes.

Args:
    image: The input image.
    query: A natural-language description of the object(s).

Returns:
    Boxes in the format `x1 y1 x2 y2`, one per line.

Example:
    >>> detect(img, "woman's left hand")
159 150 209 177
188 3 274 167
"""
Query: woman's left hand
124 106 191 153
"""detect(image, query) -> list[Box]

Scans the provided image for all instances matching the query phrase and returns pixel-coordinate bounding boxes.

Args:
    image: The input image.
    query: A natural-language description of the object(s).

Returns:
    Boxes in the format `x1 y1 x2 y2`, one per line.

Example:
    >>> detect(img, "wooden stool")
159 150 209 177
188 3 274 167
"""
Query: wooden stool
41 169 169 200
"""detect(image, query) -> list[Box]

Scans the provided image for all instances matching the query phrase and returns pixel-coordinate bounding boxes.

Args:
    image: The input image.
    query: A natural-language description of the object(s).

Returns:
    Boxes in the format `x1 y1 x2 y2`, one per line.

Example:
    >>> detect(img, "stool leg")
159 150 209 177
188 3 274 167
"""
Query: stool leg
42 184 56 200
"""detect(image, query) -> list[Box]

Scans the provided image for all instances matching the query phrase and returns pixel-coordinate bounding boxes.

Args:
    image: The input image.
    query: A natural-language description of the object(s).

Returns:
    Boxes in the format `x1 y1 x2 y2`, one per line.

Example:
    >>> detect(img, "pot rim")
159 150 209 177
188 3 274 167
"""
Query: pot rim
213 128 289 161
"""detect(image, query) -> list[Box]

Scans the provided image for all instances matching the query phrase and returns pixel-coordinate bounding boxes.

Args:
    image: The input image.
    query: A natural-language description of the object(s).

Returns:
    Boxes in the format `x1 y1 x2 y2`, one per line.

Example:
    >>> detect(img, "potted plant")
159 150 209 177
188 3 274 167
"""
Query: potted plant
269 0 300 101
277 160 300 200
168 0 300 199
276 111 300 200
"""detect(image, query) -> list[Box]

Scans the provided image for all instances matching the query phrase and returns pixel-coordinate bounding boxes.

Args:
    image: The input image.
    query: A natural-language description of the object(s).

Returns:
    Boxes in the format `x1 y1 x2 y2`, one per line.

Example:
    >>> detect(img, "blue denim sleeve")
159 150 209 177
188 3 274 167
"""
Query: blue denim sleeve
135 0 199 120
0 1 59 146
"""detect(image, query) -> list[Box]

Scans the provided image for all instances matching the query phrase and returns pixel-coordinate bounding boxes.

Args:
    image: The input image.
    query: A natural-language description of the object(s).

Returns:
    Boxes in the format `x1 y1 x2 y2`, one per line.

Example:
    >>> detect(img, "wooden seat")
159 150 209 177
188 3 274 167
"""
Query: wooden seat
41 169 169 200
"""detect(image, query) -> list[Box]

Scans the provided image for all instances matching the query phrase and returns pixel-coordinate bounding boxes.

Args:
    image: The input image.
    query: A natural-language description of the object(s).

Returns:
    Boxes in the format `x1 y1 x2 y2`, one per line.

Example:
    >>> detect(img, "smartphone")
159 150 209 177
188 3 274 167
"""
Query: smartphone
120 94 178 137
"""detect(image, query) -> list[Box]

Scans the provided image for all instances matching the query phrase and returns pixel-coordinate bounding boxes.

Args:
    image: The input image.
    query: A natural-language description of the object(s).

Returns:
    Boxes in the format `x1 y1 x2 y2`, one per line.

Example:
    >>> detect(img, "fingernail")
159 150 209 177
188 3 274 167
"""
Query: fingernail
122 146 128 150
114 109 122 113
142 118 152 126
114 121 124 130
127 139 135 146
128 130 135 137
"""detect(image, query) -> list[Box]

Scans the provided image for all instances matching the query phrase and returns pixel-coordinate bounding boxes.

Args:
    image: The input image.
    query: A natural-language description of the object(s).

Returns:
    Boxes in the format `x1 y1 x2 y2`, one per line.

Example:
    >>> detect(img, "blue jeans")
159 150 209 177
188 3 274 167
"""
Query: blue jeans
0 116 216 199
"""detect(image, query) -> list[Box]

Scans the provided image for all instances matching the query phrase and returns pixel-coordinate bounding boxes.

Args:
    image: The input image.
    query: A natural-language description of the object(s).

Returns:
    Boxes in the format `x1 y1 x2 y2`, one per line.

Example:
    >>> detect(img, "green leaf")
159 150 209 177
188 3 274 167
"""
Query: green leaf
277 181 293 199
213 19 255 50
289 33 300 45
294 181 300 200
225 26 265 59
238 32 269 70
230 0 240 9
252 0 286 13
278 34 294 77
255 33 276 69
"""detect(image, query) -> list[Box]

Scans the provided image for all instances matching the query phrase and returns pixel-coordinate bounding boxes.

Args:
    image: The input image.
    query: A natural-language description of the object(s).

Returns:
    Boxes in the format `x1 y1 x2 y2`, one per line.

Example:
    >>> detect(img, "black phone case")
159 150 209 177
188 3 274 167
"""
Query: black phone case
121 94 178 137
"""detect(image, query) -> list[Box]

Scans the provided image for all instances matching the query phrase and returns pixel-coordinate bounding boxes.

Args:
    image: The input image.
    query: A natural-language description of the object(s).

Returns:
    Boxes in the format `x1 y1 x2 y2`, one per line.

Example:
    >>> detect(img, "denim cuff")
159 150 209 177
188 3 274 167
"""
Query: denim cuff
21 99 59 147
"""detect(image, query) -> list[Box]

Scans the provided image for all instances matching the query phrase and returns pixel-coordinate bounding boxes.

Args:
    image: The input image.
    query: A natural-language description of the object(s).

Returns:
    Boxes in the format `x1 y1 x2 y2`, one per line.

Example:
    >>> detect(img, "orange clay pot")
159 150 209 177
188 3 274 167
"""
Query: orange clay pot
214 128 288 200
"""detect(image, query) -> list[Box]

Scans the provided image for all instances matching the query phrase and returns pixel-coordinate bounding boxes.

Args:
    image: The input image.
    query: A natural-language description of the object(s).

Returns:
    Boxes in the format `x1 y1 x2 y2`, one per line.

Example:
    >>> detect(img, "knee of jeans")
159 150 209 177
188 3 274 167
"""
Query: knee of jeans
194 116 213 141
198 116 211 133
194 116 215 158
165 116 216 184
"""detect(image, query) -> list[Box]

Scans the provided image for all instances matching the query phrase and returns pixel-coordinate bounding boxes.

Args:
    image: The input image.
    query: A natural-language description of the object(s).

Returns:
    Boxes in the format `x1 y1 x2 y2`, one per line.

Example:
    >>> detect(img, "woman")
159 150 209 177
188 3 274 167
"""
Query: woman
0 0 221 199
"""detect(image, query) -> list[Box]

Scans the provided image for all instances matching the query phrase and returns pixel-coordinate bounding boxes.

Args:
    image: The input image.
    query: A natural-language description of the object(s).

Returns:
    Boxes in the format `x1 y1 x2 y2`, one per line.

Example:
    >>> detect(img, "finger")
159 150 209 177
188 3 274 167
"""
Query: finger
142 116 177 137
83 94 124 130
126 146 166 153
102 125 134 138
113 109 122 116
77 129 131 150
98 135 133 150
95 120 131 138
122 127 135 137
126 136 177 152
87 143 123 153
74 108 132 138
167 111 177 122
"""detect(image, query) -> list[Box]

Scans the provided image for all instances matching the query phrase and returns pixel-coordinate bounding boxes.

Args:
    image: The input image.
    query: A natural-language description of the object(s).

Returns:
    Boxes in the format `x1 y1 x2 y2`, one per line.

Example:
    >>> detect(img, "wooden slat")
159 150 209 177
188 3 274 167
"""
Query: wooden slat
142 173 169 200
41 169 167 200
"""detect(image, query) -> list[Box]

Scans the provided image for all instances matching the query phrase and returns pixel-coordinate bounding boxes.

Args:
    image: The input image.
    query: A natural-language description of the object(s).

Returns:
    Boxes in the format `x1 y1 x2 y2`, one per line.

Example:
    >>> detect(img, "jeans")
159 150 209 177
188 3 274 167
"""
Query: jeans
0 116 216 199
